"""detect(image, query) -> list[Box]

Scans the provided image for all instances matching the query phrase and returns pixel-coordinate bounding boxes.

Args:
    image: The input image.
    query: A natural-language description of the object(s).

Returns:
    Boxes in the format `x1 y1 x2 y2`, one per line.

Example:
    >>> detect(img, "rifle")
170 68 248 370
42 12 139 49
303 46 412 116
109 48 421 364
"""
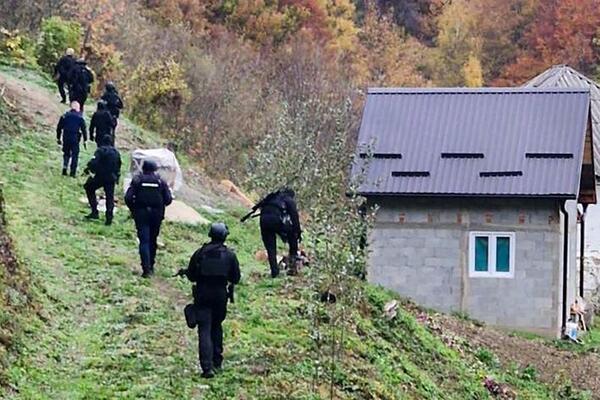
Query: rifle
240 190 279 223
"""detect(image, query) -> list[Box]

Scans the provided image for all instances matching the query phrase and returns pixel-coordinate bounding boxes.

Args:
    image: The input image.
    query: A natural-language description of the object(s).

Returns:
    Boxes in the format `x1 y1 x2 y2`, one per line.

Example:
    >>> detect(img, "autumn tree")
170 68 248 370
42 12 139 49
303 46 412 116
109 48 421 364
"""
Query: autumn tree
357 0 446 45
431 0 480 86
498 0 600 85
357 5 429 86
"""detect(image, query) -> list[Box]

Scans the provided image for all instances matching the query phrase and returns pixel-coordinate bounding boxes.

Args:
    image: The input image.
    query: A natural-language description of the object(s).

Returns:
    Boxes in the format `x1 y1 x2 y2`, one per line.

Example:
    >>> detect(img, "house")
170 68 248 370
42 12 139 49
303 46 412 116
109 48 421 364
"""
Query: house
353 87 596 337
524 65 600 301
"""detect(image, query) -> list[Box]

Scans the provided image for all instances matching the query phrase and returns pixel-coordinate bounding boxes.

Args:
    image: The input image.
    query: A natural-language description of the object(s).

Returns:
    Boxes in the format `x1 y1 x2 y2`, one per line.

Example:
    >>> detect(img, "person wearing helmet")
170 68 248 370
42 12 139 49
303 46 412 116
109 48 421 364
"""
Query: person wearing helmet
176 222 241 378
68 58 94 113
124 160 173 277
90 101 116 146
83 135 121 225
100 82 123 123
56 101 87 177
54 48 76 103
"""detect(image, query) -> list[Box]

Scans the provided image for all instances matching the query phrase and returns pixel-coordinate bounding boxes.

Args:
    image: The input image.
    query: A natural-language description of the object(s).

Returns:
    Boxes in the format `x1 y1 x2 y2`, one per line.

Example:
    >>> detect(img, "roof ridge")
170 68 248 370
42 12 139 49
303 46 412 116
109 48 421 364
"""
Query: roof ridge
367 87 590 95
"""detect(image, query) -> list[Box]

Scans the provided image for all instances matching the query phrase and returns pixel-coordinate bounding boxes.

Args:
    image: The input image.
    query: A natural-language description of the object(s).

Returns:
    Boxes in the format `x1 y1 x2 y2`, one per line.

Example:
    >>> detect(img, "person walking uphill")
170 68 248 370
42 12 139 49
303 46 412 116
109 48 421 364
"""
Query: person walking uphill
54 48 75 103
125 160 172 278
100 82 123 125
69 58 94 113
83 135 121 225
241 188 301 278
56 101 87 177
175 223 240 378
90 101 116 146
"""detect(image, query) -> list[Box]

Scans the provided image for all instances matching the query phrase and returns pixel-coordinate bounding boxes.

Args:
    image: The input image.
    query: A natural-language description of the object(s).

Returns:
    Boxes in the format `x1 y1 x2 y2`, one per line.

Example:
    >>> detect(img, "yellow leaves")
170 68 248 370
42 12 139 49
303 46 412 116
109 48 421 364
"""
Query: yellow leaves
128 59 190 132
463 54 483 87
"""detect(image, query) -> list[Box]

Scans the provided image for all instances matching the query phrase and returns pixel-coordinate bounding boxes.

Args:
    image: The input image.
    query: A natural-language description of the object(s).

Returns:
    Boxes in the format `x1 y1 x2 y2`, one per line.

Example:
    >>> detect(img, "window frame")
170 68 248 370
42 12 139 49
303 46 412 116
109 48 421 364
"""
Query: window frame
468 232 516 279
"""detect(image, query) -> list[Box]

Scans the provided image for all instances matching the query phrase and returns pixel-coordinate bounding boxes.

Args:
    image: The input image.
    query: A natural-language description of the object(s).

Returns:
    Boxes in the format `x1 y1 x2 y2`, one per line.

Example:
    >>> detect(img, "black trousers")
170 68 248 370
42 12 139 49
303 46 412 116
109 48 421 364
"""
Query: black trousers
84 176 115 218
196 295 227 373
62 141 79 175
260 213 298 276
134 208 163 272
70 92 88 112
57 76 68 102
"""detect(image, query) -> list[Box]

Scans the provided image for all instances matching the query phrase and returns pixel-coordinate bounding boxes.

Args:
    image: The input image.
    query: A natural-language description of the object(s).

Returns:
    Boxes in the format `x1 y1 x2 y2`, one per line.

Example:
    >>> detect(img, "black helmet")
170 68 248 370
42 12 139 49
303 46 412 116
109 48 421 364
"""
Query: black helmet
142 160 158 173
106 81 116 91
208 222 229 241
97 100 106 110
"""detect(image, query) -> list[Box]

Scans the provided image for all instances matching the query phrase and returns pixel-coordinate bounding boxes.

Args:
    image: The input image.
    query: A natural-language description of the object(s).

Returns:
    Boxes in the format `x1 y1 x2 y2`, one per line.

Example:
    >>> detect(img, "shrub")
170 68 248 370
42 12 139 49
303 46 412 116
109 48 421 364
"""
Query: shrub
127 59 190 134
0 28 36 67
36 17 82 74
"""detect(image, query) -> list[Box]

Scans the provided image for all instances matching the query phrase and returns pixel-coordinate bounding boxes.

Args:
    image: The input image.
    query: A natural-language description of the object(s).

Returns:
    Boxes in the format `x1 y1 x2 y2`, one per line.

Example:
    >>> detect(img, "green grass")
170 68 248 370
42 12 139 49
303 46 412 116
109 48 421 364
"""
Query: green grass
0 67 592 399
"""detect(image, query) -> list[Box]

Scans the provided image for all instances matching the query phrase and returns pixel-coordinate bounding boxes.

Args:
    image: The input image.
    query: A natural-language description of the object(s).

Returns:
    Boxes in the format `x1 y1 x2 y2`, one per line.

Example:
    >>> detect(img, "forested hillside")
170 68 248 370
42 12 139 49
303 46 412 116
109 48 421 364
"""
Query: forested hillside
3 0 600 176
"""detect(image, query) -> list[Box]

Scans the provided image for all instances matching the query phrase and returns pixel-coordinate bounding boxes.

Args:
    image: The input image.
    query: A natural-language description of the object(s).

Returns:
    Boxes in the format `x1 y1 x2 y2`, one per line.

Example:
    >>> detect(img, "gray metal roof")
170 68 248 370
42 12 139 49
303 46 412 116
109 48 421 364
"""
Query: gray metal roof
524 65 600 175
353 87 590 198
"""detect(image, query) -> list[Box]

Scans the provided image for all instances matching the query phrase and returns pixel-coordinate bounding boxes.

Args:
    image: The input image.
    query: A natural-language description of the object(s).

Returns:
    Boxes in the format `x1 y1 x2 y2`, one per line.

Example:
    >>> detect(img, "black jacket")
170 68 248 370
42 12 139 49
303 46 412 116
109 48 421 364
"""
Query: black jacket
56 110 87 143
124 172 173 215
69 62 94 95
186 242 241 290
262 193 301 234
87 145 121 182
54 55 75 79
90 110 116 143
101 90 123 118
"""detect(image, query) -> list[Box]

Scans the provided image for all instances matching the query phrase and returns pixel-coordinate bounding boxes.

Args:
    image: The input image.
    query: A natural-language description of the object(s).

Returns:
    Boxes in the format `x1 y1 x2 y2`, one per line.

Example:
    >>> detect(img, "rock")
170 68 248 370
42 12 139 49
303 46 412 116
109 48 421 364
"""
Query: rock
255 249 268 262
200 205 224 215
165 200 210 225
219 180 254 207
384 300 399 320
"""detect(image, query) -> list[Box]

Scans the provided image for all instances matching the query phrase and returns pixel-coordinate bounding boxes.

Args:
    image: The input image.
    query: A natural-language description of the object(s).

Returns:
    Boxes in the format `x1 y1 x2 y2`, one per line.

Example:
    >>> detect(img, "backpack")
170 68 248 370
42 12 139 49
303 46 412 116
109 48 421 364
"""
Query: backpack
264 192 293 232
72 65 93 93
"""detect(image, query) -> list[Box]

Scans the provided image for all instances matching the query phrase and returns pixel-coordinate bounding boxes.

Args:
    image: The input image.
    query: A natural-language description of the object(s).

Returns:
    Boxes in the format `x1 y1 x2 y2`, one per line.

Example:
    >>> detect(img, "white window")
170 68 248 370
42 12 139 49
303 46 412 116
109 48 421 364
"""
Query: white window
468 232 515 278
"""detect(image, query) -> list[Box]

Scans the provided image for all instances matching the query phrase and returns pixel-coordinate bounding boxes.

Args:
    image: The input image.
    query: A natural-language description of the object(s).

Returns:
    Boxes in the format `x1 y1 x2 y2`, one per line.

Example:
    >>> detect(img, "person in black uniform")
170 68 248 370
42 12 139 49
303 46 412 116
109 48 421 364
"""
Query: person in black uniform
54 48 75 103
101 82 123 125
56 101 87 177
69 58 94 113
124 160 172 277
90 101 116 146
259 188 301 278
83 135 121 225
176 222 241 378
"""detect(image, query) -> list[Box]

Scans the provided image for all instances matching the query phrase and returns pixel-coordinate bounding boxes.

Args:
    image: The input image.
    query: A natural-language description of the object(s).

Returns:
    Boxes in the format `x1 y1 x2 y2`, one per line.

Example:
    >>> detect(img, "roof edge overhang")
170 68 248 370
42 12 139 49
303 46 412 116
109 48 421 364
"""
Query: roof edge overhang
359 192 577 200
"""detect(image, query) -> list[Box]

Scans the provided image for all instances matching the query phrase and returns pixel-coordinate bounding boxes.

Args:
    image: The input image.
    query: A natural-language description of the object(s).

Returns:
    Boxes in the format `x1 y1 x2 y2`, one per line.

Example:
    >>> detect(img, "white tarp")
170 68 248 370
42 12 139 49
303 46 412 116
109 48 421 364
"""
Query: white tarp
123 148 184 193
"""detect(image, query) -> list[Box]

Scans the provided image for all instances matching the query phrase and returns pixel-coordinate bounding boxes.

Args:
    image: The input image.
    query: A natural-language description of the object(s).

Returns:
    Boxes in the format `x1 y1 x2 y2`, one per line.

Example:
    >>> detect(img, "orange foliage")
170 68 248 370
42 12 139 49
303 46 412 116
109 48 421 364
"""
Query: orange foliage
497 0 600 85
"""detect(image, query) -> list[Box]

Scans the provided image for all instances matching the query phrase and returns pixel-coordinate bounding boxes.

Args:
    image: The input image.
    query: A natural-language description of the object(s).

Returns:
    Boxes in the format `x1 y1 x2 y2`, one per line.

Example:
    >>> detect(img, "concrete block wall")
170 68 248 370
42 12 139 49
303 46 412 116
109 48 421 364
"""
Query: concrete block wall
367 197 571 337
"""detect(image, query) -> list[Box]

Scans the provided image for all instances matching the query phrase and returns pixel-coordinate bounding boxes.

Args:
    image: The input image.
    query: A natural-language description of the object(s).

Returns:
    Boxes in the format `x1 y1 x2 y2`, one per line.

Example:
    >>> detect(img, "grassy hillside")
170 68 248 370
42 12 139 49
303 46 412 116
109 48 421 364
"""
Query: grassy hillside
0 67 590 399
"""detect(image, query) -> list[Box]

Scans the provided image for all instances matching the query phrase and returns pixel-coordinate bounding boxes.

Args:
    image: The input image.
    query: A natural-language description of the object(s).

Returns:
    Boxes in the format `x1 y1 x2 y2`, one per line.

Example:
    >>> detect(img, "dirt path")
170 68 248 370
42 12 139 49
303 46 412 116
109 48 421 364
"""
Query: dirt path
413 307 600 397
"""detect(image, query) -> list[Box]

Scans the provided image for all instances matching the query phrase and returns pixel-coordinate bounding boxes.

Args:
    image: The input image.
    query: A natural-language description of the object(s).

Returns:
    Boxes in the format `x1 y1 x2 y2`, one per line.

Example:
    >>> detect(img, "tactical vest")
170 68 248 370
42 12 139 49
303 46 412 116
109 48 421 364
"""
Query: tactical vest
196 245 230 279
135 175 164 208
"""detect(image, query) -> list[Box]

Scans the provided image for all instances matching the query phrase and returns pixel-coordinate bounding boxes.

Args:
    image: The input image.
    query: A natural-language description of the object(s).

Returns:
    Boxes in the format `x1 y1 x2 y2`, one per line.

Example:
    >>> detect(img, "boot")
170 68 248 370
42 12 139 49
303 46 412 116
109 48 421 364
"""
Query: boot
270 266 280 278
69 170 77 178
85 211 99 220
201 370 214 379
141 266 152 278
105 214 113 226
62 168 67 176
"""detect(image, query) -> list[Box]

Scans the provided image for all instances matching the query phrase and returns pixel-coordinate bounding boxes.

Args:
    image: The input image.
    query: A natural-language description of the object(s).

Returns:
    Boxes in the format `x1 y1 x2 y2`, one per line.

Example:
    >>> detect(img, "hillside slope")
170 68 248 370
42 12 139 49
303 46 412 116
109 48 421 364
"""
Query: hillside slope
0 67 592 399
